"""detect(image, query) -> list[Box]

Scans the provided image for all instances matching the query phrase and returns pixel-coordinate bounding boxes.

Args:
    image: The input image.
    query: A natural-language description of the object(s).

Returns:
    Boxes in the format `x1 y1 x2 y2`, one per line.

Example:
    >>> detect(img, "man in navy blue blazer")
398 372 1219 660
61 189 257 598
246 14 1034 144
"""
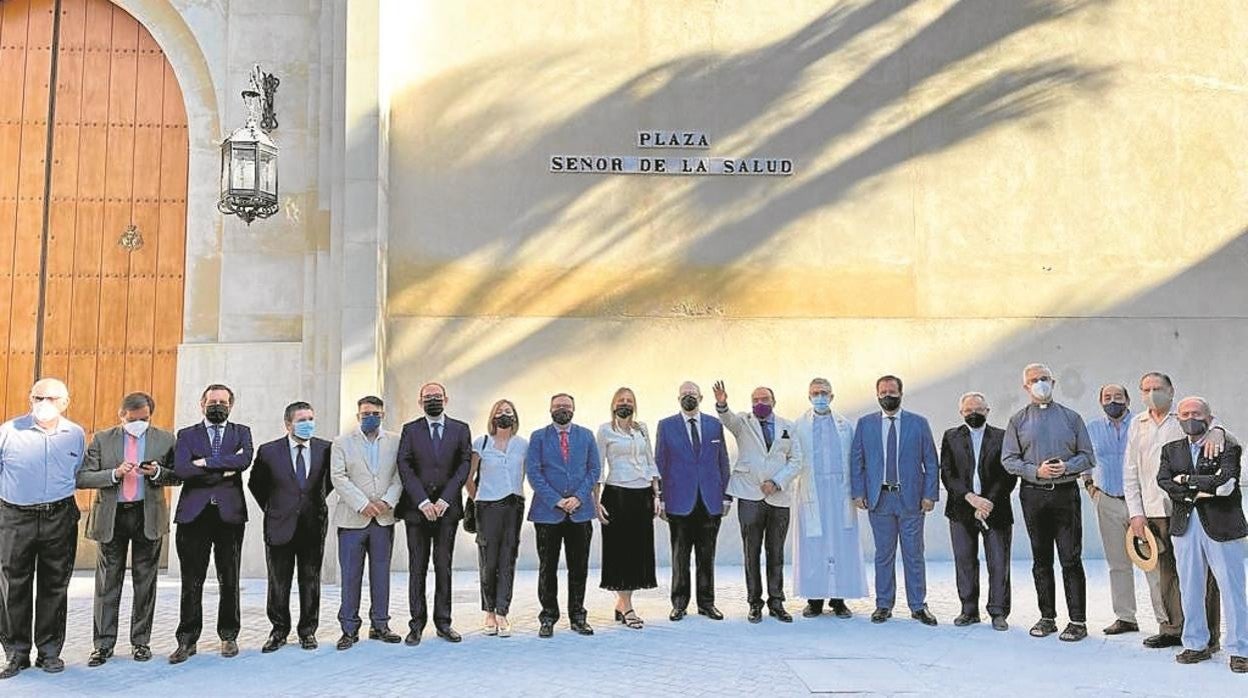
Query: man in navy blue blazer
248 401 333 653
170 384 254 664
525 393 601 638
395 382 473 645
850 375 940 626
654 381 730 621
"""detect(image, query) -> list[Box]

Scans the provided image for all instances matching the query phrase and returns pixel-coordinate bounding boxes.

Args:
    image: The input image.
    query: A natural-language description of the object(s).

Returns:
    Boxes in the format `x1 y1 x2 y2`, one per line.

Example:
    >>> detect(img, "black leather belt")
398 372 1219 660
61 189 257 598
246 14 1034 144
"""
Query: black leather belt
117 500 144 509
880 483 900 492
0 496 75 511
1021 480 1077 491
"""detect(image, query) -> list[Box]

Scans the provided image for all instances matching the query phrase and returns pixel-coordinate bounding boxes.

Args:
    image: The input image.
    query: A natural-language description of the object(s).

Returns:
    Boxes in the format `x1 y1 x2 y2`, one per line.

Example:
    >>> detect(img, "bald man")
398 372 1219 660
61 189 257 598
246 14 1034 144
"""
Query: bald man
0 378 87 679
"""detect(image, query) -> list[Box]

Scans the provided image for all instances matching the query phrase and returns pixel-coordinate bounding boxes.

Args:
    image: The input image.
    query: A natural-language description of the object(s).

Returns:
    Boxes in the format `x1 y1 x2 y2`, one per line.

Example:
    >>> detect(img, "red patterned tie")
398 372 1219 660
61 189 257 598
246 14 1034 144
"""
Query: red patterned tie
122 434 140 501
559 430 570 462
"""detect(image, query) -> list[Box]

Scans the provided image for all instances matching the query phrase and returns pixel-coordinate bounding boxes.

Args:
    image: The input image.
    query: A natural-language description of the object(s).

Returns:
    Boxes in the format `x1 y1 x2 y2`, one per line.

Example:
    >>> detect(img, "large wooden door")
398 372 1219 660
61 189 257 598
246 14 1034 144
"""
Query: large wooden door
0 0 188 564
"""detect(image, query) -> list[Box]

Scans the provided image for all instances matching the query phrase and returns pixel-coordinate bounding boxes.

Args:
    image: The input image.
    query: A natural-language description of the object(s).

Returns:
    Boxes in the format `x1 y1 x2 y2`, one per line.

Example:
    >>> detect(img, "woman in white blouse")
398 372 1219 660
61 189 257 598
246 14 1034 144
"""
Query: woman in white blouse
594 387 662 629
467 399 527 638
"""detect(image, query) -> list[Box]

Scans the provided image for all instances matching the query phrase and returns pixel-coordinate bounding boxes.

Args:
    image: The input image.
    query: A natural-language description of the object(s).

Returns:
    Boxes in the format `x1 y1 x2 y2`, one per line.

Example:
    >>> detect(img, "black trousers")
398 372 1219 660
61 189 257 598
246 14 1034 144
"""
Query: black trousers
93 503 162 650
949 518 1012 618
175 505 245 644
535 519 592 624
1020 483 1086 622
406 515 458 632
0 498 79 659
738 499 789 609
476 495 524 616
669 496 722 610
265 516 327 638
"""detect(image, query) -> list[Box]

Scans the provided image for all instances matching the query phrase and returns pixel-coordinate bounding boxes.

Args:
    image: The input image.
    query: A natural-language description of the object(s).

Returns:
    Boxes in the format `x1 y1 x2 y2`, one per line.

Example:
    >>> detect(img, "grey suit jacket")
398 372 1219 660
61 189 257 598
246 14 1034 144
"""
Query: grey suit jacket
77 425 178 543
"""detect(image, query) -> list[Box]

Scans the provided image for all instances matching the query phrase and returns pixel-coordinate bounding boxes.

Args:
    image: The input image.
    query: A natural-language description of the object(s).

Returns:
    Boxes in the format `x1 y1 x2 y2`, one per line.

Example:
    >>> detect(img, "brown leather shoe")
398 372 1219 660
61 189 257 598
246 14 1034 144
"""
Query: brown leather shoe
1102 620 1139 635
1231 656 1248 673
220 640 239 658
1176 648 1212 664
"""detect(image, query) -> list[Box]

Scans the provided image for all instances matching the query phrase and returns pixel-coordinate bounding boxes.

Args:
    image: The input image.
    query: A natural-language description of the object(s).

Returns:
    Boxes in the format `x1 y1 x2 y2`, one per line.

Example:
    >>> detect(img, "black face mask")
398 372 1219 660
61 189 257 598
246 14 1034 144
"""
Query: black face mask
423 398 445 418
680 394 699 412
205 404 230 424
551 409 573 426
1180 418 1208 437
964 412 986 429
878 395 901 413
493 414 515 430
1103 402 1128 419
613 405 634 419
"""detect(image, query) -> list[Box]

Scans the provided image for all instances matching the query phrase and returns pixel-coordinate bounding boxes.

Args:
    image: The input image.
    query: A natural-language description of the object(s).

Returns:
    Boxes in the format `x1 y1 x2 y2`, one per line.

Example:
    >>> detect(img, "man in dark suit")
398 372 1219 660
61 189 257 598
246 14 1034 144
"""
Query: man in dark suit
654 381 731 621
396 382 472 645
248 401 333 652
525 393 601 638
850 375 940 626
169 384 254 664
939 391 1017 631
1158 397 1247 673
76 392 177 666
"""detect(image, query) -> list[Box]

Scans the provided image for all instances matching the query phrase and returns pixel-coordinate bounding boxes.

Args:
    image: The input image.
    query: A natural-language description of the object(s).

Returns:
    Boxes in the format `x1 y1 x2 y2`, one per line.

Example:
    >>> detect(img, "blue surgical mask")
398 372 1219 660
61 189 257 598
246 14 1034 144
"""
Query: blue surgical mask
293 420 316 440
811 395 831 412
360 414 382 433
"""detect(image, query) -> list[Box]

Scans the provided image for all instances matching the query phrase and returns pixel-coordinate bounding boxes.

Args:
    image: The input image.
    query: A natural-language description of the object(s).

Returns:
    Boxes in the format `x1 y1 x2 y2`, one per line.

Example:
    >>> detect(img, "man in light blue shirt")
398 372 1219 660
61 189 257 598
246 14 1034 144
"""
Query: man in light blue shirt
1084 383 1138 636
0 378 86 679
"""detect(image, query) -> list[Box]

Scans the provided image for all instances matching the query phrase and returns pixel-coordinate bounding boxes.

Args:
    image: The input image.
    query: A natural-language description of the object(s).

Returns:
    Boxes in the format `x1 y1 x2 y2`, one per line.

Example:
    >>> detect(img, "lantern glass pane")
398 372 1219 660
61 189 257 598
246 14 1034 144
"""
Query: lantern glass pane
231 148 257 191
259 150 277 196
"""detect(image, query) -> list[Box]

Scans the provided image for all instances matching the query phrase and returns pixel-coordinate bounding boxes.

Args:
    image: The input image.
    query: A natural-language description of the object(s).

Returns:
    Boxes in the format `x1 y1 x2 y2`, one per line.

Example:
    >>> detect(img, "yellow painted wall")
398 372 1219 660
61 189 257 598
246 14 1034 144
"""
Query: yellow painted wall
382 0 1248 443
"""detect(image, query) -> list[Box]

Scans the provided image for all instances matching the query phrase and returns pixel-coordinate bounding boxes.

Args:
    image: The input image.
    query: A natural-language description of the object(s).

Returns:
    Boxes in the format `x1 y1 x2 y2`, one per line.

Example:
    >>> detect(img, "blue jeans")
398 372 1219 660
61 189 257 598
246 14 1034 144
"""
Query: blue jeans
337 521 394 635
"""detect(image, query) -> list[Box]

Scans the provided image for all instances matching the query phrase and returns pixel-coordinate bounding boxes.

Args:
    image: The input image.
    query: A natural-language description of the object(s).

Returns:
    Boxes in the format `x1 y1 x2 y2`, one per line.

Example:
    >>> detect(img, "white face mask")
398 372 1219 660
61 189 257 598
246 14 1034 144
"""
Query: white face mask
1029 379 1054 402
32 401 61 423
123 420 150 438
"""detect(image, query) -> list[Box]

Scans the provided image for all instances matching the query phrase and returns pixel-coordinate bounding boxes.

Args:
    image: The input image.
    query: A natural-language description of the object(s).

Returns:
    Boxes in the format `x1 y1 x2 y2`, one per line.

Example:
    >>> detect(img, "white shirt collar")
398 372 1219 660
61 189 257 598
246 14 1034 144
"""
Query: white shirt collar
203 419 228 430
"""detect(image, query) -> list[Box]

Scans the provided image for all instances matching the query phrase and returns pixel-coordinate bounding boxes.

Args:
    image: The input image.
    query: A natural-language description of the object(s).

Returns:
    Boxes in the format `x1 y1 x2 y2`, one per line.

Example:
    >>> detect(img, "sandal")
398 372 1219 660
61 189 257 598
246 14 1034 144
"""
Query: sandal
614 609 644 629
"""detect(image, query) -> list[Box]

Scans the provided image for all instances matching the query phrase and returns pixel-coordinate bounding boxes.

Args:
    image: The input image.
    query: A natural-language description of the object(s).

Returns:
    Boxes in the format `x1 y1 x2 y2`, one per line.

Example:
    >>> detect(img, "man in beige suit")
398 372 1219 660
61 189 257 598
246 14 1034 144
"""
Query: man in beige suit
75 392 177 666
330 395 403 650
713 380 802 623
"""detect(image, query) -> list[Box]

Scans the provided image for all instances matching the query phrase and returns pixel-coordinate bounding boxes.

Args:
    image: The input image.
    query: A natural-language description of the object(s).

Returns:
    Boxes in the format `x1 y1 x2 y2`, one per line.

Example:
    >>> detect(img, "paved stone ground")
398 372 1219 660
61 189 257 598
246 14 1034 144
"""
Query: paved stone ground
1 561 1239 696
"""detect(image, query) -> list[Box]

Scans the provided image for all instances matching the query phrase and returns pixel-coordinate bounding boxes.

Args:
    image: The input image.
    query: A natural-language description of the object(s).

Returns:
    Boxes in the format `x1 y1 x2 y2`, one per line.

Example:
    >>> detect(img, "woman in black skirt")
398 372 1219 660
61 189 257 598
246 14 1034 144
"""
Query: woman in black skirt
594 387 662 629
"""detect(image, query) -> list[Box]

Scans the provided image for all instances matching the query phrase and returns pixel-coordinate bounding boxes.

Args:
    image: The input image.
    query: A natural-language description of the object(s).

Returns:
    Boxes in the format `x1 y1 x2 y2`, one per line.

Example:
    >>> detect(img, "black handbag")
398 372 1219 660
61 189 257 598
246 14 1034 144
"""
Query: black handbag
462 436 483 534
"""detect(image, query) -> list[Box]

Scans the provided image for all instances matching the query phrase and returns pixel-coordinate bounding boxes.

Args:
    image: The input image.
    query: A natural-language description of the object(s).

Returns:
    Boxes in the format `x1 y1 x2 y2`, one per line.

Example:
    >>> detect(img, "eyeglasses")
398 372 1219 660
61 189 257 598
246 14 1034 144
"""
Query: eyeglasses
31 395 64 402
359 411 383 418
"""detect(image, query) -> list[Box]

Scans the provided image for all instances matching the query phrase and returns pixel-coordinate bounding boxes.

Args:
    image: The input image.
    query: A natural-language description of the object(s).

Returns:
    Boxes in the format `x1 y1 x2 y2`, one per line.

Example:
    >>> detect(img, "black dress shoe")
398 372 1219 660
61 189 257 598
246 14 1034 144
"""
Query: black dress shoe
697 606 724 620
299 636 318 650
0 655 30 680
871 608 892 624
539 622 554 638
1231 656 1248 673
88 647 114 667
261 634 287 653
911 608 938 626
829 600 852 618
221 640 239 658
802 601 824 618
1103 620 1139 635
132 645 152 662
435 626 462 643
34 656 64 674
570 620 594 636
953 613 980 627
769 606 793 623
168 644 196 664
404 630 422 646
1176 648 1212 664
369 626 402 643
747 606 763 624
1144 633 1182 648
1029 618 1058 637
336 633 358 651
1059 623 1088 642
669 608 687 621
991 616 1009 631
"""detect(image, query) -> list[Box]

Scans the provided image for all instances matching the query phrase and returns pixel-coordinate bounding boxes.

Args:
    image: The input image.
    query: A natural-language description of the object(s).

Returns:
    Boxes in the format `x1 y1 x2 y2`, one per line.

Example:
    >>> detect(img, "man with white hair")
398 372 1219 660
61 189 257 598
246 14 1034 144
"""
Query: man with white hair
0 378 86 679
1003 363 1096 642
793 377 867 618
1157 397 1247 673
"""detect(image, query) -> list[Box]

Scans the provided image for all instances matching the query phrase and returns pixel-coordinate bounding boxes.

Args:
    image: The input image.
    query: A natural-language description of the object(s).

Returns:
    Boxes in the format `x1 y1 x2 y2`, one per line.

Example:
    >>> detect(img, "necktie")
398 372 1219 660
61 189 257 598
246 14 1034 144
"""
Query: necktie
295 444 307 489
432 422 443 450
689 418 701 454
210 425 223 458
559 430 570 462
122 433 141 502
885 417 899 485
762 419 773 450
